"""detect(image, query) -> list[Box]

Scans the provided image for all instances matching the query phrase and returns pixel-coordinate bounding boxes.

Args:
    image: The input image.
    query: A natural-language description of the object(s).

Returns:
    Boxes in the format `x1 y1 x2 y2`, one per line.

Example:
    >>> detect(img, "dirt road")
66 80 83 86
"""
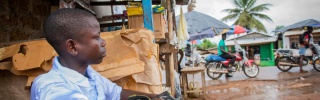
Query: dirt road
204 66 320 100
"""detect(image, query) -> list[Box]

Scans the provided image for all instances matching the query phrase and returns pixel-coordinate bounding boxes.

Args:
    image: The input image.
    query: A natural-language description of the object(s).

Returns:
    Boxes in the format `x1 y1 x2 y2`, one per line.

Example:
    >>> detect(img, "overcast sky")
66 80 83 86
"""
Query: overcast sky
174 0 320 34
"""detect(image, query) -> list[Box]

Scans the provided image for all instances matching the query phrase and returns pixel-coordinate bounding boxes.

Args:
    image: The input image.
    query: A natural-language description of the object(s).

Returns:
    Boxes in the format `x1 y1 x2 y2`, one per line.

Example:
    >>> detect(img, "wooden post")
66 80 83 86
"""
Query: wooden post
166 0 175 96
111 0 114 23
173 52 178 71
142 0 154 31
169 52 176 96
165 53 171 87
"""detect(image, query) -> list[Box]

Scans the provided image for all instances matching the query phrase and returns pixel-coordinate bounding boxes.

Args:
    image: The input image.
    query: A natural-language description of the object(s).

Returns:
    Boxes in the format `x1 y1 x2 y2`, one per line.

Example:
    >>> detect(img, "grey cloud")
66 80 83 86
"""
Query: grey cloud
175 0 320 33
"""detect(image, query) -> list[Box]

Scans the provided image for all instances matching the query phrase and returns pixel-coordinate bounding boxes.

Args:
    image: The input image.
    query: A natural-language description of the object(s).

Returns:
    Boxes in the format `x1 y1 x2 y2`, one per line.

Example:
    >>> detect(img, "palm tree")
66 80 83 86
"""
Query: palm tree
221 0 273 33
275 25 285 30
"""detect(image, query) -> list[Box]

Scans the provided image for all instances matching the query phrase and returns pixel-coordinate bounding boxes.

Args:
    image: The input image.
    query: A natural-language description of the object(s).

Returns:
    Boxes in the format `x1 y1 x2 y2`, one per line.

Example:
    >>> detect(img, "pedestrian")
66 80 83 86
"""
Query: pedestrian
299 26 314 73
185 44 192 57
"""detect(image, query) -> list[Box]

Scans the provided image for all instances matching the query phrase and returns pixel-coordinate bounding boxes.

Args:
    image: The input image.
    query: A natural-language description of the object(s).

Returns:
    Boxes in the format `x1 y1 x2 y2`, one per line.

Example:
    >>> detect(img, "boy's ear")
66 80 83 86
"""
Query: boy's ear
66 39 78 56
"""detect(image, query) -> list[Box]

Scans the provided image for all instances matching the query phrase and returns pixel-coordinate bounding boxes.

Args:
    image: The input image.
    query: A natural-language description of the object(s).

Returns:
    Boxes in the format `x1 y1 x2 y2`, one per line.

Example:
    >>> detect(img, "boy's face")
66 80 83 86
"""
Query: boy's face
222 34 226 40
75 17 106 64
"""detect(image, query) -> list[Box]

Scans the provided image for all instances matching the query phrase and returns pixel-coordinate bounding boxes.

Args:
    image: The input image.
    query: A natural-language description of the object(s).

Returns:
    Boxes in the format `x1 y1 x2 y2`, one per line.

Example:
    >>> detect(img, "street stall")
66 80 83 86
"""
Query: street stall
174 3 230 99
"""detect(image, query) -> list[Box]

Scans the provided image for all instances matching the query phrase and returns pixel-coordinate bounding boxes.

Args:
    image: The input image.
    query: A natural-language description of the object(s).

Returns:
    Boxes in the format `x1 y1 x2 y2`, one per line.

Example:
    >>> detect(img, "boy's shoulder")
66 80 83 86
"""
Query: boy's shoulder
32 70 66 90
218 40 224 45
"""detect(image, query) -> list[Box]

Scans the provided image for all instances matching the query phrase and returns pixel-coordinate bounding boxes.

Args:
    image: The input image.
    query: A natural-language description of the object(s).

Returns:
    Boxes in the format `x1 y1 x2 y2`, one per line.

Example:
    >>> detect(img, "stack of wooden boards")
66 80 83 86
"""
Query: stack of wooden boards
0 28 162 94
128 13 166 39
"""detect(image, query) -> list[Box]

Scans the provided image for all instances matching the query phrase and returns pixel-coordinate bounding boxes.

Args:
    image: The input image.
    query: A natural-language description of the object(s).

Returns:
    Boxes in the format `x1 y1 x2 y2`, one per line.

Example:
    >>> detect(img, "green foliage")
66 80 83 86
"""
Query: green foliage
275 25 285 30
221 0 273 33
196 39 217 50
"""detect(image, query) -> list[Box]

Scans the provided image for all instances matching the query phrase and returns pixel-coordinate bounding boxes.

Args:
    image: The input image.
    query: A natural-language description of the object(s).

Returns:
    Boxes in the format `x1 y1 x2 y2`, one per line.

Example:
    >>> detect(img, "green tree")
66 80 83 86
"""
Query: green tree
275 25 285 30
221 0 273 33
196 39 217 50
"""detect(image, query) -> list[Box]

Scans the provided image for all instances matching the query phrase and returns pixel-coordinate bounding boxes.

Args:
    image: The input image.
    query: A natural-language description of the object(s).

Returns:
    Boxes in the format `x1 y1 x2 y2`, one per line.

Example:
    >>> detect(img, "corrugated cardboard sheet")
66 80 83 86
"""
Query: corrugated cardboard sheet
0 28 162 93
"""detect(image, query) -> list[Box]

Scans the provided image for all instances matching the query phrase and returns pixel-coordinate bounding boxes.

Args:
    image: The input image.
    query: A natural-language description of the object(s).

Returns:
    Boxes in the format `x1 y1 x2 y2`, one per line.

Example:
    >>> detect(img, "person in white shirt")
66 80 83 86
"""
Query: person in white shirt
31 8 160 100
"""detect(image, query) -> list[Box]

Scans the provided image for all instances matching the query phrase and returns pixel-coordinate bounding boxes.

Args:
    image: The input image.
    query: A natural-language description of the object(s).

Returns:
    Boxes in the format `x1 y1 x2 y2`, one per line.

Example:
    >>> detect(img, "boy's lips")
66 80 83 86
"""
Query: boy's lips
102 52 107 57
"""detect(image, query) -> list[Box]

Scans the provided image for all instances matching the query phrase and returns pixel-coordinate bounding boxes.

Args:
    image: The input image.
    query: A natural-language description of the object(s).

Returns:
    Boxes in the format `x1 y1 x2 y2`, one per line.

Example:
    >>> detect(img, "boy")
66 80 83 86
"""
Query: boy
31 8 159 100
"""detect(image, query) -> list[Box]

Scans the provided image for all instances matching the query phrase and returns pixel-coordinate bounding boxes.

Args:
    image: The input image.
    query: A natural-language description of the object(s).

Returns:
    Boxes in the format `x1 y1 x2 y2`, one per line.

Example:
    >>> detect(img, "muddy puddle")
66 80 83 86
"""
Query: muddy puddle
204 71 320 100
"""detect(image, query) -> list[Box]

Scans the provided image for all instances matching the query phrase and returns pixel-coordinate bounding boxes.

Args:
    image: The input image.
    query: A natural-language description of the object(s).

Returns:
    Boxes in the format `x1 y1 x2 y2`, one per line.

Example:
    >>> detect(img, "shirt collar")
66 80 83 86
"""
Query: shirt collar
52 57 92 87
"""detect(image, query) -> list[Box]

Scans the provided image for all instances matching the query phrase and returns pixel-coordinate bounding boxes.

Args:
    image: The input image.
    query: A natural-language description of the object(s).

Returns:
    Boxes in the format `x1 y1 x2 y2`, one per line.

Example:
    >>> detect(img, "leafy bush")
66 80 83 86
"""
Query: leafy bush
196 39 217 50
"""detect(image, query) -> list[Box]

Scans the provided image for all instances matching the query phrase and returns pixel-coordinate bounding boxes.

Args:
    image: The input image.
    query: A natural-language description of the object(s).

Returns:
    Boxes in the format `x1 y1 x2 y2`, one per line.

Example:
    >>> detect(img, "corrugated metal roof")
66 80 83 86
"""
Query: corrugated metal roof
176 11 230 34
225 37 277 46
275 19 320 32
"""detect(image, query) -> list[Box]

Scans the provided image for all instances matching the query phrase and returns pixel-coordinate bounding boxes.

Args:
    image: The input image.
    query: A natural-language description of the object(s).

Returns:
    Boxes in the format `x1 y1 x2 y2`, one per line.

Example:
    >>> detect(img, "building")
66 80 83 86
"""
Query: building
225 32 277 66
282 29 320 49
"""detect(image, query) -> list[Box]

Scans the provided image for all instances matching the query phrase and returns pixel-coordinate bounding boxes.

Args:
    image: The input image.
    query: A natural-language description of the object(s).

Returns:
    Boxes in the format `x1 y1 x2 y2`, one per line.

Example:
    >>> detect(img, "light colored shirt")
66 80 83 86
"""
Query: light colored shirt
309 34 314 44
218 40 228 55
31 57 122 100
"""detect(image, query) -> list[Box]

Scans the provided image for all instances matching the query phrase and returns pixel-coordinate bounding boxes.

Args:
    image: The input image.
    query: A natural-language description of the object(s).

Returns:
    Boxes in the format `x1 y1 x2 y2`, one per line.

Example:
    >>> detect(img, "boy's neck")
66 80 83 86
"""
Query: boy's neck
58 57 88 75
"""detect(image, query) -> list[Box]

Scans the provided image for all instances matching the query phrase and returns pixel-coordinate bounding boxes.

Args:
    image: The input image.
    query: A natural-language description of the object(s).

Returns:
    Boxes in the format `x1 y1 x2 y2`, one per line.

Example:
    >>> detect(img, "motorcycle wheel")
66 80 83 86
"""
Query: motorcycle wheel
243 62 259 78
313 58 320 71
276 57 293 72
206 62 223 80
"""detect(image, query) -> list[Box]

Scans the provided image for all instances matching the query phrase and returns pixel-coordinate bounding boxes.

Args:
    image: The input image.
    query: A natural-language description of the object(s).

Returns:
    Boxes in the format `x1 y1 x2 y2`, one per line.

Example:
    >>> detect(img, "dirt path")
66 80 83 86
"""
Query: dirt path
204 70 320 100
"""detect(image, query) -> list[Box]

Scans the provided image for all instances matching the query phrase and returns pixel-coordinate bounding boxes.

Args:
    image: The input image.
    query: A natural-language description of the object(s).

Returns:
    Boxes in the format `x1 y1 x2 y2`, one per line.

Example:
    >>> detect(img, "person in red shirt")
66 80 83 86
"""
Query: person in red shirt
299 26 313 73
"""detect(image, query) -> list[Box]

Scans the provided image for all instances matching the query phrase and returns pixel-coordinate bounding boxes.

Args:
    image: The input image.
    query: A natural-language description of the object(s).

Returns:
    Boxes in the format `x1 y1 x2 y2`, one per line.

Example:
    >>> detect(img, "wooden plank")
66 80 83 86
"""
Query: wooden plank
181 67 206 72
142 0 154 31
159 44 178 54
90 1 161 6
153 13 166 39
183 73 188 98
97 15 127 22
100 22 128 28
165 54 170 87
155 38 167 44
202 71 206 99
0 61 12 70
185 90 204 93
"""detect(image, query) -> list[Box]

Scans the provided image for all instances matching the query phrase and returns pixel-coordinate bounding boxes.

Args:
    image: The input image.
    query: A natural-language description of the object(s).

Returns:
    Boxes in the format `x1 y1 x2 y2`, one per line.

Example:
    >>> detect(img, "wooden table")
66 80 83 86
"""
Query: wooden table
181 67 206 99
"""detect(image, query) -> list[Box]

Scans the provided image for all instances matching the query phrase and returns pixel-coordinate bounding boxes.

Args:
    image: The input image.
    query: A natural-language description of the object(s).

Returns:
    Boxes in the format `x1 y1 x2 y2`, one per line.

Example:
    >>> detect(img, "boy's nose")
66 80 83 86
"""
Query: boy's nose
101 39 106 47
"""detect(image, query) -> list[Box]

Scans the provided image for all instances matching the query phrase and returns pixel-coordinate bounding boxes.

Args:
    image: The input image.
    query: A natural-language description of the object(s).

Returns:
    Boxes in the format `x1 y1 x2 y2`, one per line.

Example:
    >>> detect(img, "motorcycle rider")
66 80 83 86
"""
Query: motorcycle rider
299 26 314 73
218 33 236 72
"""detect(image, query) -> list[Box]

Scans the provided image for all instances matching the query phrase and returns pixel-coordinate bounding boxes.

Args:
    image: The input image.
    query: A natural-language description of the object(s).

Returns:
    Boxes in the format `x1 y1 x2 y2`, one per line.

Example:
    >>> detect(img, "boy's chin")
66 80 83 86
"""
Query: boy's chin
90 58 104 64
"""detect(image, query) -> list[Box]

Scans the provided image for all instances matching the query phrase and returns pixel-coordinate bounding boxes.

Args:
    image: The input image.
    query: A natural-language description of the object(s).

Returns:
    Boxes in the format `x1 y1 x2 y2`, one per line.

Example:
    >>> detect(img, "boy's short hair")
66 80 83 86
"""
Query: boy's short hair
307 26 313 31
222 33 227 37
43 8 96 55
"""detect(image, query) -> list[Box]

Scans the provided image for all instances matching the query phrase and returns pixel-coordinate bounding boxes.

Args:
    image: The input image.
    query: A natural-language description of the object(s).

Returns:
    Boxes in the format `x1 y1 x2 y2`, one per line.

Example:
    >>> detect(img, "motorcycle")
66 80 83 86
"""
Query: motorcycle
205 41 259 79
276 43 320 72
